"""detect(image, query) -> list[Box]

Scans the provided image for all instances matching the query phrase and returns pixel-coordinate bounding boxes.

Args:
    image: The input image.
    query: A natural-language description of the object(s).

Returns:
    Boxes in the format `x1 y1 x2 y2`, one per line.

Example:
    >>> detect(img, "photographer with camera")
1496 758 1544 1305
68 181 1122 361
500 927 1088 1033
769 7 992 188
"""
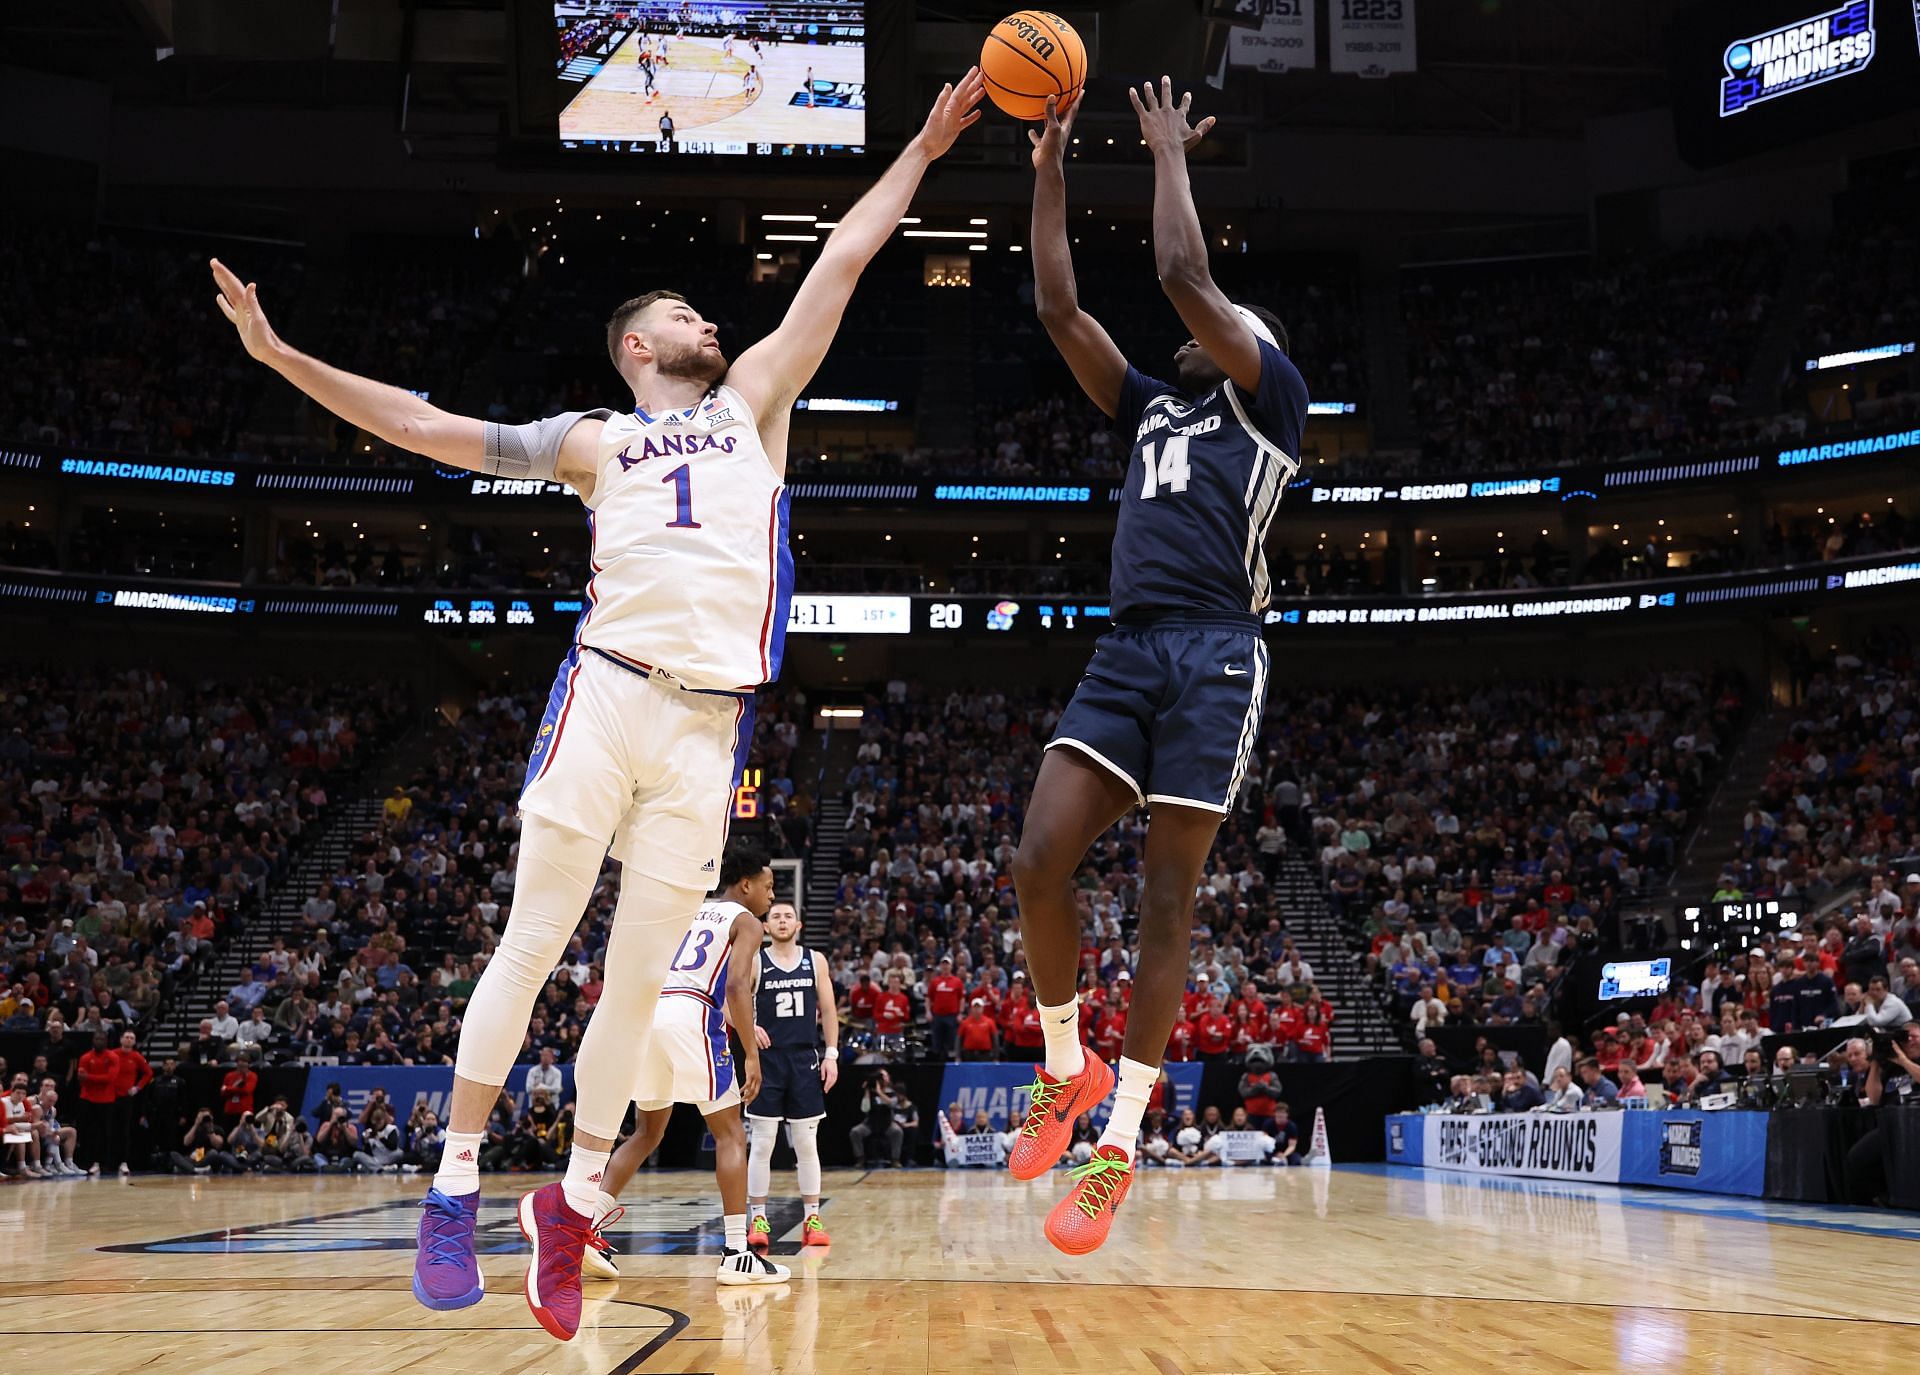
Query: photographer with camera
313 1103 361 1170
172 1107 241 1174
1844 1022 1920 1205
851 1069 903 1166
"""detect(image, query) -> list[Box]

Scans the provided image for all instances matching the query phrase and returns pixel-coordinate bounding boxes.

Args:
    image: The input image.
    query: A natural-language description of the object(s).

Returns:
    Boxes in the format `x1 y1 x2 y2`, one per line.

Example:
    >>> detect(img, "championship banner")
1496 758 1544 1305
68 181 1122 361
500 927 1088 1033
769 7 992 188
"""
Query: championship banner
298 1064 572 1124
1214 1130 1275 1163
1232 0 1317 71
1328 0 1417 76
1409 1111 1624 1183
935 1061 1203 1132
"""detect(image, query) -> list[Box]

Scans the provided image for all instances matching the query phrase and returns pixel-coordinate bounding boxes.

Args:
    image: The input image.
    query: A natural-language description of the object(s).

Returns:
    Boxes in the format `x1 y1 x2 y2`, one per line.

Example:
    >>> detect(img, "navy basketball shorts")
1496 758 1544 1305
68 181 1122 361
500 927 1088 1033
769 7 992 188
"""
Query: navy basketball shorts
1048 613 1270 814
747 1046 827 1122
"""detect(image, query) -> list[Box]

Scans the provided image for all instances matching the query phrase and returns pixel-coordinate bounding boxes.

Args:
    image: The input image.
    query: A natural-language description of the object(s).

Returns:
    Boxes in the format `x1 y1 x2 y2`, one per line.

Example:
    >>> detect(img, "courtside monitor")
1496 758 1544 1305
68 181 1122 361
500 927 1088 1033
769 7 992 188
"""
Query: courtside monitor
1599 958 1672 1001
556 1 866 155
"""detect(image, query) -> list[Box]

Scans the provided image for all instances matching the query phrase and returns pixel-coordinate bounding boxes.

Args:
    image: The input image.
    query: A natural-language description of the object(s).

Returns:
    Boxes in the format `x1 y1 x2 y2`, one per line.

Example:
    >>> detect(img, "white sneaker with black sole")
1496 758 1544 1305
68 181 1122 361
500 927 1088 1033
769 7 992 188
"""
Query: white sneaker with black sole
716 1247 790 1286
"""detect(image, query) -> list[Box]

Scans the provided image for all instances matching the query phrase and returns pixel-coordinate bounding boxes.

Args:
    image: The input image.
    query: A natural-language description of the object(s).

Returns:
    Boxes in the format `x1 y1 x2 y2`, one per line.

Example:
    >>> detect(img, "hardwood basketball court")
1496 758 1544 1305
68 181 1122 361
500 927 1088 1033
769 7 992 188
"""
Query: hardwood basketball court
8 1165 1915 1373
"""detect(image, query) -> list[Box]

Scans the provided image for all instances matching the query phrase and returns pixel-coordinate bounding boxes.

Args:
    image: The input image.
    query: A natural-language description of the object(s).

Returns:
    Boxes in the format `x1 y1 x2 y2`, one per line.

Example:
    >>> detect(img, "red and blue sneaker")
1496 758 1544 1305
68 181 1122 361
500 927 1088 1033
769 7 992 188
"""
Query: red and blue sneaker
412 1188 485 1311
517 1181 593 1341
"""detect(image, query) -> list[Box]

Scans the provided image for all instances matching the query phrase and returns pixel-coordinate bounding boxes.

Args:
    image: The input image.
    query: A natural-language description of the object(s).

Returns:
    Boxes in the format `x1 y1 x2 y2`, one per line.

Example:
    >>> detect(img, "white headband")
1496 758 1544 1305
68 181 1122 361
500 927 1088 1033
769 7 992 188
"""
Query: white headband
1234 305 1277 348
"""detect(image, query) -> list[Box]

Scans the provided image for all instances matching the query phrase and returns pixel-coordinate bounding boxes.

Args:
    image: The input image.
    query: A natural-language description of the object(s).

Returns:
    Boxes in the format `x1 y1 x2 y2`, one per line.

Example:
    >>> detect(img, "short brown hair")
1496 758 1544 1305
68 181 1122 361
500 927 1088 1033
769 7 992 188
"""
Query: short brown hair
606 290 687 374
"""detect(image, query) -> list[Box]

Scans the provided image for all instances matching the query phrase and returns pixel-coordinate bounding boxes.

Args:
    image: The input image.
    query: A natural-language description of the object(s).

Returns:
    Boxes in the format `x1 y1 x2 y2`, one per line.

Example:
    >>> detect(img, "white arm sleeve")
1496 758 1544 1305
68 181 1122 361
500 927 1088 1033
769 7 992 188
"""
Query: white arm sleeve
480 409 611 480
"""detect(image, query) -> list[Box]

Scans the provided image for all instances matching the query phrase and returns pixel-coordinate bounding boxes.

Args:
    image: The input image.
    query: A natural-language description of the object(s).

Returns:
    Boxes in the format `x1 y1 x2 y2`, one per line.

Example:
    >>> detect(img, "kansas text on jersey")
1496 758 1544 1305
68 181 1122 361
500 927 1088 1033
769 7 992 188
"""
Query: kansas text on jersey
1110 338 1310 619
571 384 795 693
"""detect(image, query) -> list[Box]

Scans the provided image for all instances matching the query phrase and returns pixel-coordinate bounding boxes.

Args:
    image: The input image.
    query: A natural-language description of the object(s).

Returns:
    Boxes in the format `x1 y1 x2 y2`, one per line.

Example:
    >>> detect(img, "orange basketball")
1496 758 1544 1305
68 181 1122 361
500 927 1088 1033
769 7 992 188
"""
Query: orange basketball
981 10 1086 121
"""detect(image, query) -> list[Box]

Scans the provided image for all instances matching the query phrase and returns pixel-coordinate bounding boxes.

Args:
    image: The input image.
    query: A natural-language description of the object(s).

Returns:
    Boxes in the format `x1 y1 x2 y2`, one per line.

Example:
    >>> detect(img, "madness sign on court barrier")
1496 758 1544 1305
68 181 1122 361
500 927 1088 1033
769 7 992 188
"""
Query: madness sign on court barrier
1328 0 1417 75
1423 1111 1623 1182
1231 0 1317 71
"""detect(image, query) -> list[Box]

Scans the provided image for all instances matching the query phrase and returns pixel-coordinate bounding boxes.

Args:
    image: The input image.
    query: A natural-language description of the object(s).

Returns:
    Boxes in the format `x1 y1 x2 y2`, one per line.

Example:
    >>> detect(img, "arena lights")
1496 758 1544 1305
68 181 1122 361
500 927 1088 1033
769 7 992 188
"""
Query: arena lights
818 707 866 719
903 229 989 239
764 233 819 243
1804 340 1916 370
761 214 817 222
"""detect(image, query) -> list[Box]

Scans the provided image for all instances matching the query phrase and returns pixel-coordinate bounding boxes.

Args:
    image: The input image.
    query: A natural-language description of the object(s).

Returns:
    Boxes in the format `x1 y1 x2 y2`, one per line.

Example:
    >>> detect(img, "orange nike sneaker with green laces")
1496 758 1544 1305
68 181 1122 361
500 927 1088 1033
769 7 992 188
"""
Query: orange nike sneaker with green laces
801 1213 830 1246
1043 1144 1134 1255
1007 1055 1114 1181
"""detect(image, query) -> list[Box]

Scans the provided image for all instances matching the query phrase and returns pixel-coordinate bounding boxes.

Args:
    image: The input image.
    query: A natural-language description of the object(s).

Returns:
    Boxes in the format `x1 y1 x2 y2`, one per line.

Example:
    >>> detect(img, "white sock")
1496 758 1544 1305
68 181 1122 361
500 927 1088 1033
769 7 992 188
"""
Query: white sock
749 1201 767 1223
1097 1056 1157 1156
1039 997 1085 1079
563 1147 612 1218
595 1189 619 1226
724 1214 747 1252
433 1131 484 1196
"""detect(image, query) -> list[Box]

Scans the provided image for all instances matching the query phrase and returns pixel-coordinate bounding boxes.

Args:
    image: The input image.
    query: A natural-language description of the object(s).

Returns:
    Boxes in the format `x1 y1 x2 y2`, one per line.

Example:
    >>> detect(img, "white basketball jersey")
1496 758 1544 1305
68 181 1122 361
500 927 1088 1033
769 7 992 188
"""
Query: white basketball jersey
574 385 793 693
661 899 747 1005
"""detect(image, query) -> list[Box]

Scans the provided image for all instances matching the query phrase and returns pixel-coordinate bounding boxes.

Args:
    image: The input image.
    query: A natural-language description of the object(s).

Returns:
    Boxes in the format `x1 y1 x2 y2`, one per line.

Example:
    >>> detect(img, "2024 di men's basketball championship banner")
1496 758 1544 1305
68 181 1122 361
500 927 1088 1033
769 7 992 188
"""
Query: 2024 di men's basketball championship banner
1385 1110 1767 1196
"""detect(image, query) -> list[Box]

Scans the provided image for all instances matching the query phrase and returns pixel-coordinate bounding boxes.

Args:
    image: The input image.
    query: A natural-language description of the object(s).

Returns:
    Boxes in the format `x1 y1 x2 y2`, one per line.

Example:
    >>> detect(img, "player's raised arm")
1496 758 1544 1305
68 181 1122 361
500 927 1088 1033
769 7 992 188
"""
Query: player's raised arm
727 69 986 420
1028 95 1127 418
813 949 840 1091
1129 78 1261 395
210 258 600 492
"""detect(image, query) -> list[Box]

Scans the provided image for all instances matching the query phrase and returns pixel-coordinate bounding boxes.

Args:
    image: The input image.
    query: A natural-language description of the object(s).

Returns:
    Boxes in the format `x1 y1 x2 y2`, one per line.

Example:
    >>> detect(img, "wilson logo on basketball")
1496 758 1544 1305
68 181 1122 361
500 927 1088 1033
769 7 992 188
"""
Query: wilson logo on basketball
1003 16 1056 58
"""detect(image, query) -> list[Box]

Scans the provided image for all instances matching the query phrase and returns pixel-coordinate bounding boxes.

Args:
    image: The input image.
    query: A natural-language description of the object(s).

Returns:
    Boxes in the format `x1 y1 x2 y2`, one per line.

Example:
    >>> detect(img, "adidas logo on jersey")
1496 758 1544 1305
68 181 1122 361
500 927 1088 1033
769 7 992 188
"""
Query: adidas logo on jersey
702 858 717 872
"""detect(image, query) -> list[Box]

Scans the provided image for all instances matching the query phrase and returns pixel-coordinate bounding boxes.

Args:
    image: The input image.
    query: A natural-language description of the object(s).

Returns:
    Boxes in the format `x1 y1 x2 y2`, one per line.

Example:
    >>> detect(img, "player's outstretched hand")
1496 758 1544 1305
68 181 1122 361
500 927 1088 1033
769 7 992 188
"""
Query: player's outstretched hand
1027 93 1079 171
210 258 284 365
917 66 986 158
819 1054 838 1093
1129 75 1215 156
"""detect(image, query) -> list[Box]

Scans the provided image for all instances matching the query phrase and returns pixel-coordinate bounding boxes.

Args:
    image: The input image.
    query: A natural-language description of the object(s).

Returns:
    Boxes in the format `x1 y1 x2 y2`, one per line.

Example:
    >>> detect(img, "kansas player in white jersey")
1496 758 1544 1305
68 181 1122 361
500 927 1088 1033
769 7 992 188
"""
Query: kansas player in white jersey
1005 83 1309 1257
208 64 986 1342
586 842 788 1286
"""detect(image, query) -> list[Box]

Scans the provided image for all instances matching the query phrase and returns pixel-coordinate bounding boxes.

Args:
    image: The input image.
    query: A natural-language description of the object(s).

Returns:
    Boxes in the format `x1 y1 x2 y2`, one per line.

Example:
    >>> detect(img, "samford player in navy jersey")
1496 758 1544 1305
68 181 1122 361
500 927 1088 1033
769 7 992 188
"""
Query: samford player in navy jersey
1007 80 1309 1256
743 901 840 1251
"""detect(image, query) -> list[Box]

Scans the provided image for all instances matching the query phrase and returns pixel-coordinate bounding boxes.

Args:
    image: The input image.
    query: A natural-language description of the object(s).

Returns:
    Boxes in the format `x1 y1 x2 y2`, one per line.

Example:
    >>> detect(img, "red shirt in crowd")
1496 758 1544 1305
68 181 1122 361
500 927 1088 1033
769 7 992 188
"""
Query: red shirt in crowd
846 979 881 1022
77 1048 120 1105
874 990 912 1036
1094 1009 1128 1061
958 1011 998 1052
1296 1023 1329 1058
1006 1003 1043 1050
1165 1018 1196 1062
1196 1012 1233 1056
926 972 965 1018
1181 988 1211 1019
1271 1005 1305 1044
114 1046 153 1099
221 1066 258 1118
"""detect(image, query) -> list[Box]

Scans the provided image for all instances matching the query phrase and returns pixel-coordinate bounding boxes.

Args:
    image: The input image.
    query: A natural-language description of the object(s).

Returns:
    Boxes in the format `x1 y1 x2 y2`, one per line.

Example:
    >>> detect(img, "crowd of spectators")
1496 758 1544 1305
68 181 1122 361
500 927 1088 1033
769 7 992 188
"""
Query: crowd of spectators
1401 234 1788 475
1262 669 1744 1035
0 666 405 1177
1714 628 1917 910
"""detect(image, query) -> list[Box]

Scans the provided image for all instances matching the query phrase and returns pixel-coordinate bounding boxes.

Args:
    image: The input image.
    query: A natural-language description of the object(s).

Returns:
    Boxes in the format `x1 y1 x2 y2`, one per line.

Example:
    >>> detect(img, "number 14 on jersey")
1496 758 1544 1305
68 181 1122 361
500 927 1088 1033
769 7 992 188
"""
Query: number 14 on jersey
1139 435 1191 499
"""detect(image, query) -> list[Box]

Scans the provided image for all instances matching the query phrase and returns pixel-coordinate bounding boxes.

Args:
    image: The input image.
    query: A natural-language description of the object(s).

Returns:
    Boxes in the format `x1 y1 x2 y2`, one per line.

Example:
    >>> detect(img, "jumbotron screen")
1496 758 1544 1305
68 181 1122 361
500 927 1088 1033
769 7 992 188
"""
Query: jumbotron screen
555 1 865 156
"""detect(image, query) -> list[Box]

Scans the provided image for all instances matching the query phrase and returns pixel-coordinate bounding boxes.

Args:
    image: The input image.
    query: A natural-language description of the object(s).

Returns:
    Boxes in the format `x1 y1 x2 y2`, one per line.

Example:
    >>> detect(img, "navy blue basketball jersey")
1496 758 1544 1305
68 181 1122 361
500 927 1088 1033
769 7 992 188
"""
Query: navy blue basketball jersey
755 946 820 1050
1109 338 1309 620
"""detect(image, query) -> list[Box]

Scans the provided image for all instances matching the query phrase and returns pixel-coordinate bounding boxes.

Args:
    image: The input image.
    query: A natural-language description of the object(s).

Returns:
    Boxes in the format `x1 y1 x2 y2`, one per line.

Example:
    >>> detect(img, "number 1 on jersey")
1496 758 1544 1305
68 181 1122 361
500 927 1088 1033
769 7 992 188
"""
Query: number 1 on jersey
664 463 702 527
1140 435 1192 499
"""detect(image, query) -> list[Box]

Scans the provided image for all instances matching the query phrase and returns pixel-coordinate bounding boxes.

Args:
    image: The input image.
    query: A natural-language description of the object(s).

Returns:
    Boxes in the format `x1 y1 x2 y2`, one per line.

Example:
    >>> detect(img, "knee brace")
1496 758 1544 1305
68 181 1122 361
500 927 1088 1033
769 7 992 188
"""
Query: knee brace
747 1115 778 1197
789 1116 822 1197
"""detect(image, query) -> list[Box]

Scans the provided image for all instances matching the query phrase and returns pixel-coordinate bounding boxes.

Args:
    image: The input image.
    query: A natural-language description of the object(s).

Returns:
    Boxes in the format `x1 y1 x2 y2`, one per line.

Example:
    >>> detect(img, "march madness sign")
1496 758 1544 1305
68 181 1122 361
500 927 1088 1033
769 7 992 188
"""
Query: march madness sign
1427 1112 1624 1182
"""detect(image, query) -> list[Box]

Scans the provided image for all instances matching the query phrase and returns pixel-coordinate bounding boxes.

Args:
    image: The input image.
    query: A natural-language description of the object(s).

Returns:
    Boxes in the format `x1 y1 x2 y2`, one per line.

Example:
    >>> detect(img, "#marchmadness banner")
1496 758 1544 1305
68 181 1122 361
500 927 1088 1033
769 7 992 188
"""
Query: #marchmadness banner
298 1064 574 1124
1385 1110 1766 1196
936 1061 1205 1132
